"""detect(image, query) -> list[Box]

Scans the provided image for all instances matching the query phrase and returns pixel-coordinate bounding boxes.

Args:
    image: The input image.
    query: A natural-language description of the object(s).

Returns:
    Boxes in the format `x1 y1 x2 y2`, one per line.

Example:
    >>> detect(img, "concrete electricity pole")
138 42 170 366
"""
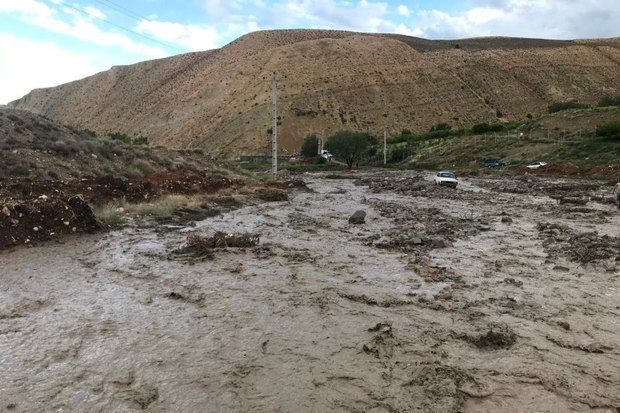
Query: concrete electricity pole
271 72 278 177
383 129 387 165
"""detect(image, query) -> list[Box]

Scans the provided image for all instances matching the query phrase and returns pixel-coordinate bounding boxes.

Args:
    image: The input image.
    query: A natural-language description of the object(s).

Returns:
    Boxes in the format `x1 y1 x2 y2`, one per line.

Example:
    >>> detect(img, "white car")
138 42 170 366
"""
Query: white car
434 171 458 188
320 150 334 161
526 161 547 169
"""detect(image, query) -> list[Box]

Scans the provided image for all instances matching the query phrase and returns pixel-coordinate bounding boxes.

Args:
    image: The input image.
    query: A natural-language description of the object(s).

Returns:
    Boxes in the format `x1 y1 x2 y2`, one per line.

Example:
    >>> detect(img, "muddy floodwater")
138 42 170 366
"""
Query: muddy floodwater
1 171 619 412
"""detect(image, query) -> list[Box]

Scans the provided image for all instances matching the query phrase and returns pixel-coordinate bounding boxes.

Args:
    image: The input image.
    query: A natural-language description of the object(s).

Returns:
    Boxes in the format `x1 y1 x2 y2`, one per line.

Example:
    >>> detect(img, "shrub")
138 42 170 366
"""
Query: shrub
108 132 132 144
129 196 180 217
107 132 148 146
7 163 30 176
548 101 590 113
422 129 453 139
429 122 451 132
132 160 155 175
389 146 414 163
597 95 620 107
301 134 319 157
92 203 126 227
471 123 505 134
595 121 620 139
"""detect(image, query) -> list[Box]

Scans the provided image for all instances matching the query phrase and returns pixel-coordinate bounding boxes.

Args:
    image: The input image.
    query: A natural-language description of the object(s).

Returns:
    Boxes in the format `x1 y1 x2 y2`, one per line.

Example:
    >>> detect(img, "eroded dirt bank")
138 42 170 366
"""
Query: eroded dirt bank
1 171 619 412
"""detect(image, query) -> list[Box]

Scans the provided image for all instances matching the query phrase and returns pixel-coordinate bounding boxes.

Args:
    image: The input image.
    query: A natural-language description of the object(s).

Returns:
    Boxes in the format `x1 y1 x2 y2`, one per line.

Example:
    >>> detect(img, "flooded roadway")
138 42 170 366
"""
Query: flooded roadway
1 171 619 412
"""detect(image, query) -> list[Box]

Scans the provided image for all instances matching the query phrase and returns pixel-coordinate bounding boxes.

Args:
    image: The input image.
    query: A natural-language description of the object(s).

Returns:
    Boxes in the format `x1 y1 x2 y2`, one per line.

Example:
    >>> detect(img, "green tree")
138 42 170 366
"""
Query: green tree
301 134 319 157
597 95 620 107
324 131 374 169
596 121 620 139
548 101 590 113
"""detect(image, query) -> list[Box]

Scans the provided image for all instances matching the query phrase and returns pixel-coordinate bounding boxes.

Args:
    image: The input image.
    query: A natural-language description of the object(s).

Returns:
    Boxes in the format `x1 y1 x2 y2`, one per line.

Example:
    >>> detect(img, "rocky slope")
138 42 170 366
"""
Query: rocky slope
9 30 620 158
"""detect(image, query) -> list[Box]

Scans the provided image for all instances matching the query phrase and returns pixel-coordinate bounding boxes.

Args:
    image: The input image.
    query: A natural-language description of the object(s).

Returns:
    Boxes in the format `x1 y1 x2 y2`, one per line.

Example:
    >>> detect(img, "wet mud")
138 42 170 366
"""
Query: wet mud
1 171 619 412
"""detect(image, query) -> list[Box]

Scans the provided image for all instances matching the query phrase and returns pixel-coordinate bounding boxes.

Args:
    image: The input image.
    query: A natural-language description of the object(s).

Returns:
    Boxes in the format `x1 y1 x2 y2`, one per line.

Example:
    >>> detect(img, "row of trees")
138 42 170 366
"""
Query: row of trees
301 97 620 168
548 94 620 113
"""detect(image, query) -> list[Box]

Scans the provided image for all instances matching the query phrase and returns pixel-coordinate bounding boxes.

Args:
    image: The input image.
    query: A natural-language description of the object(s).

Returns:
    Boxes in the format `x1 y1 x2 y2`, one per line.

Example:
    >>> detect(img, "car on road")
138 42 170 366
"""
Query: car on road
434 171 458 188
526 161 547 169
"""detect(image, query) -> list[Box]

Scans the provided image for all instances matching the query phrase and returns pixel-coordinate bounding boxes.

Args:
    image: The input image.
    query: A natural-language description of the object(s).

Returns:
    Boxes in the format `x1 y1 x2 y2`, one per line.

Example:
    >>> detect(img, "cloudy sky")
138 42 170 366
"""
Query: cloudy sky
1 0 619 104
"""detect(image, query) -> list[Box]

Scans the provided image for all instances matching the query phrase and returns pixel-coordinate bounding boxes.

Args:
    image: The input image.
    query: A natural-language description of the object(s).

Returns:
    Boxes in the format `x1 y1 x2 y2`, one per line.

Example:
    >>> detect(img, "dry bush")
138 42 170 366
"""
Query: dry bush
187 232 259 249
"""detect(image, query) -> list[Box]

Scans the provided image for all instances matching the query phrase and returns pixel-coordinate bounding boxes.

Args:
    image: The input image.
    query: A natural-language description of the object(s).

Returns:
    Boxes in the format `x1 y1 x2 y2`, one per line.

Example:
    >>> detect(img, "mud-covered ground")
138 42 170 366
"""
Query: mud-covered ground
1 171 619 412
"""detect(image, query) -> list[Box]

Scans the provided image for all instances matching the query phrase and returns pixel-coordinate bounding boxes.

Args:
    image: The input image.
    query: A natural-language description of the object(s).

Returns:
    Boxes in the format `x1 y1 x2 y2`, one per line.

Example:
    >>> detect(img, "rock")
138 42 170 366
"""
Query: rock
373 236 391 248
349 210 366 224
504 277 523 287
431 238 449 248
414 223 426 231
470 324 517 349
553 265 570 272
437 288 453 300
1 206 10 217
68 196 105 232
478 224 492 231
501 216 513 223
411 237 424 245
557 321 571 331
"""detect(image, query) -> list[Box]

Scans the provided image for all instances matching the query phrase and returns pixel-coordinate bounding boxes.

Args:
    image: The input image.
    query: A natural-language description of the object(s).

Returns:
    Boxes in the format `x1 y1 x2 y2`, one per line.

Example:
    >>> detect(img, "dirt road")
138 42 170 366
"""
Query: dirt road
1 171 619 412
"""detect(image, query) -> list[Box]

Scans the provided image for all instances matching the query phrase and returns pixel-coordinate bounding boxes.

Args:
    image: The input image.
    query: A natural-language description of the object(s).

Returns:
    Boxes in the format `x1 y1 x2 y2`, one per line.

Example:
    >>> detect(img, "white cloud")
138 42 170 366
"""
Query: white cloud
465 7 504 24
0 0 167 57
135 20 222 51
265 0 390 32
85 6 106 20
397 5 409 17
406 0 620 39
0 34 104 104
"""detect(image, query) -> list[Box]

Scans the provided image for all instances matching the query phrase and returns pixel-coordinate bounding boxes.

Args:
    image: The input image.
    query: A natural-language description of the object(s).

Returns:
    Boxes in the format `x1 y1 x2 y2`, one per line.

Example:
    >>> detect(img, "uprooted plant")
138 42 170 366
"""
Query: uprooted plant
169 231 260 262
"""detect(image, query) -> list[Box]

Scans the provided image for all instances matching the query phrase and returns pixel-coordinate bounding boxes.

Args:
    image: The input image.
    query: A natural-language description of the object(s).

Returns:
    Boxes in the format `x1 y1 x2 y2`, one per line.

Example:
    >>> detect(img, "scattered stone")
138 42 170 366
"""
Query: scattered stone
368 321 392 333
557 321 571 331
255 188 288 202
464 323 517 349
431 238 449 248
1 206 10 217
437 288 453 300
504 277 523 287
558 197 589 205
553 265 570 272
348 210 366 224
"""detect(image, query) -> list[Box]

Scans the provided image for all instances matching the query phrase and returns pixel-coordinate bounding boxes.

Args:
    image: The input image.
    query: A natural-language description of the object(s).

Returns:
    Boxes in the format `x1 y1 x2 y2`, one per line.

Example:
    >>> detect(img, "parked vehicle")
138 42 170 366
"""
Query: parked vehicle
526 161 547 169
320 150 334 161
434 171 458 188
484 158 509 167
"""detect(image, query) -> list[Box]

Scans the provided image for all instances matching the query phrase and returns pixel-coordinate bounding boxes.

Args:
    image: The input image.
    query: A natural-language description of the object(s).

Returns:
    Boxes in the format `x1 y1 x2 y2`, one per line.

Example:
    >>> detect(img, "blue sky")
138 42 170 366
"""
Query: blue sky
1 0 619 104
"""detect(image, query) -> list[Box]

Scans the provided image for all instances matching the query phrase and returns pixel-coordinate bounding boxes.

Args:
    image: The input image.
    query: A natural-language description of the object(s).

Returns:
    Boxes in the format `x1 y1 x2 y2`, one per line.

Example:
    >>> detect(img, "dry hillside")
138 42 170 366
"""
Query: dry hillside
9 30 620 158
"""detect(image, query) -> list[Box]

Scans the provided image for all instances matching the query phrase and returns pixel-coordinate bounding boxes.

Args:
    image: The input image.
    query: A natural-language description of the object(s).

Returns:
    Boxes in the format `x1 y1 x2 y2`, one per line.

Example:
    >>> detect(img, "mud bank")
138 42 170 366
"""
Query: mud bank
1 171 619 412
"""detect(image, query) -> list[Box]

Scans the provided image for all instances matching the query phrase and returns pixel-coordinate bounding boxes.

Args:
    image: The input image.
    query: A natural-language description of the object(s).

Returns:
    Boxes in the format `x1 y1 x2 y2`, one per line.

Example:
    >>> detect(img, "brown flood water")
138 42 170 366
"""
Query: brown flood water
1 171 619 412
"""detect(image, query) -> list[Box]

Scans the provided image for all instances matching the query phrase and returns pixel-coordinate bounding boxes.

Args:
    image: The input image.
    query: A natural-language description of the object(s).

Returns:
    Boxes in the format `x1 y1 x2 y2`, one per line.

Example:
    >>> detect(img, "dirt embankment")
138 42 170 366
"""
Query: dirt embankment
0 171 241 250
1 171 618 412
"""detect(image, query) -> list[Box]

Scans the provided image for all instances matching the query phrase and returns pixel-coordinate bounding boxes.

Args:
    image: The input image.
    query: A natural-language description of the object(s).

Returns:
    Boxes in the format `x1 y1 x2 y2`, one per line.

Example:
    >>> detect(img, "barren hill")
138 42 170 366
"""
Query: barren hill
9 30 620 158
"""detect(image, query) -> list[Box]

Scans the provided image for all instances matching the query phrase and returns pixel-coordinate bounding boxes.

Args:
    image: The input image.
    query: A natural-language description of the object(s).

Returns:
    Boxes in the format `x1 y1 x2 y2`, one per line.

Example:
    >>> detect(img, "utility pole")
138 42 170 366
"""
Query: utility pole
271 72 278 177
383 129 387 165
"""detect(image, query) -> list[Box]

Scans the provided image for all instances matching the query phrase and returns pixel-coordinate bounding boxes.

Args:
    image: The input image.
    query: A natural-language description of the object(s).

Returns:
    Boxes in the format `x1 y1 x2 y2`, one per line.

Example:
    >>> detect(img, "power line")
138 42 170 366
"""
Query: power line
92 0 153 23
62 3 184 53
